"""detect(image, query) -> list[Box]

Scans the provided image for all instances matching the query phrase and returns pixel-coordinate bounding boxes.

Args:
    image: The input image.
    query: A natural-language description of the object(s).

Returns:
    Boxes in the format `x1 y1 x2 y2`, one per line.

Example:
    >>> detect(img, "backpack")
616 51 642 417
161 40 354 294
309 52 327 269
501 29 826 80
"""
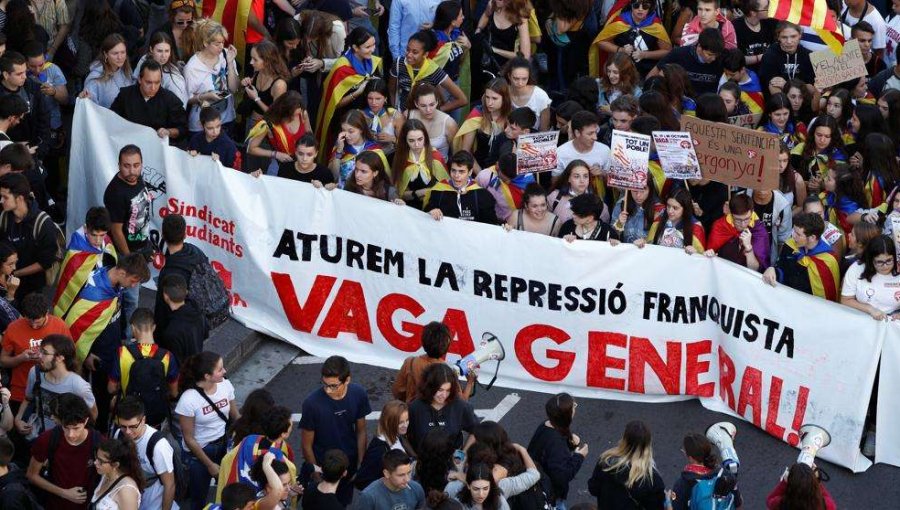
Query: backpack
507 479 554 510
0 480 44 510
123 344 171 427
44 427 102 486
114 427 189 500
689 469 736 510
188 261 230 329
0 210 66 286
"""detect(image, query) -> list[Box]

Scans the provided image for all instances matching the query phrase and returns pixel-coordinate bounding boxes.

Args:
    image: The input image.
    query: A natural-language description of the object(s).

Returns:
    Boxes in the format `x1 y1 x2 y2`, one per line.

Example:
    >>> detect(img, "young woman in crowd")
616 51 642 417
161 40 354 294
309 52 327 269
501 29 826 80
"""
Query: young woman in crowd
794 115 847 190
778 142 807 214
392 118 449 209
670 433 742 509
4 0 48 55
759 93 806 151
845 221 881 275
250 452 293 510
588 420 667 509
822 165 866 234
592 0 672 77
638 188 707 254
92 437 144 510
527 393 589 509
355 400 415 490
784 79 817 126
230 388 276 445
274 18 303 85
638 90 681 131
841 235 900 320
246 91 311 175
316 27 382 158
175 351 239 510
391 30 467 114
558 193 620 244
859 133 900 209
240 40 289 123
611 182 662 243
362 78 402 154
467 421 542 502
329 109 387 187
822 89 853 141
476 0 532 72
878 89 900 149
429 0 471 82
598 53 642 111
846 104 887 168
81 33 135 109
154 0 197 64
408 363 477 452
659 64 696 117
766 463 836 510
455 77 512 169
184 19 239 136
547 160 607 225
448 463 511 510
406 83 459 161
504 57 551 131
291 10 344 122
719 81 751 118
134 32 189 107
505 183 562 236
0 242 19 331
343 150 403 204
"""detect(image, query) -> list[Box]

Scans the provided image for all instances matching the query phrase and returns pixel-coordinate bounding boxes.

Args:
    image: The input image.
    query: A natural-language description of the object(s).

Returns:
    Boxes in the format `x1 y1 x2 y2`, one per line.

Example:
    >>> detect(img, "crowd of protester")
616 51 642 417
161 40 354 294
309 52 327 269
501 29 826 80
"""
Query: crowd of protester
0 0 897 506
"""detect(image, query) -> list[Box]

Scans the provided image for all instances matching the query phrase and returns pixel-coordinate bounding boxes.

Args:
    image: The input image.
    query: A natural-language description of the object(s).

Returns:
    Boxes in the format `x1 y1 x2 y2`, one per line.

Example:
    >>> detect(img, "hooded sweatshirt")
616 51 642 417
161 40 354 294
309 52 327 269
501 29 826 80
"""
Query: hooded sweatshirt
758 43 814 89
154 242 209 331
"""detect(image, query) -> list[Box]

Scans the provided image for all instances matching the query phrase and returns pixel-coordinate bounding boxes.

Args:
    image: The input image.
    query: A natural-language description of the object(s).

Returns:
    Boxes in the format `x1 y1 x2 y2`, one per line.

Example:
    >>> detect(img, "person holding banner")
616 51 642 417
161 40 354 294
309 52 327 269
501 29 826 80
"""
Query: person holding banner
765 463 836 510
558 193 620 244
705 194 771 271
505 182 562 236
638 188 706 254
343 150 403 204
841 234 900 319
762 212 841 301
391 118 449 209
424 150 498 224
548 159 609 225
611 182 662 243
759 93 806 151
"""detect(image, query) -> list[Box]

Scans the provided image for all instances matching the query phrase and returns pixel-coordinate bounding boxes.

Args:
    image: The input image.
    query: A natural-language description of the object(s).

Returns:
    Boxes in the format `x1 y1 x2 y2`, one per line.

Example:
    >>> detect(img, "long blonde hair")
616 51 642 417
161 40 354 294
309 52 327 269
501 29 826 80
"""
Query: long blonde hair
598 420 656 489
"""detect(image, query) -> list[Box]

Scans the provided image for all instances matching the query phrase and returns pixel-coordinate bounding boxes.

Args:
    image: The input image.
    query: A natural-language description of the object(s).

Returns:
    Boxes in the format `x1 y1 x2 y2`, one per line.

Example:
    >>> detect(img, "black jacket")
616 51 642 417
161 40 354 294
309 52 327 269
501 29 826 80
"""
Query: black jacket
0 465 37 508
526 423 585 500
587 457 667 509
0 81 51 160
0 199 59 299
155 243 208 331
424 184 499 225
757 44 814 90
158 299 209 365
111 84 188 143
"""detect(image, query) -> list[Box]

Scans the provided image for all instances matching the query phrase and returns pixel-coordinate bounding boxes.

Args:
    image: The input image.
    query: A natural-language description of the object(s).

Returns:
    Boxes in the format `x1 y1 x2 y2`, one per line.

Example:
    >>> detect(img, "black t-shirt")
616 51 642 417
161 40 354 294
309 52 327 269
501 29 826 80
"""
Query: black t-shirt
103 175 151 255
733 17 776 73
656 46 724 95
754 198 775 233
407 398 477 452
302 485 346 510
277 163 335 184
613 30 662 76
557 219 619 241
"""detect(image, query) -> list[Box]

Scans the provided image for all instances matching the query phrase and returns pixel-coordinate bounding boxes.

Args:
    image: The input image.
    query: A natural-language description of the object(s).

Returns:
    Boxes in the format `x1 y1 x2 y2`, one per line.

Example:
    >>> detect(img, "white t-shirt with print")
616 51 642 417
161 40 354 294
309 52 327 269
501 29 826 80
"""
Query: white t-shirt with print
174 379 234 448
841 261 900 314
553 140 611 177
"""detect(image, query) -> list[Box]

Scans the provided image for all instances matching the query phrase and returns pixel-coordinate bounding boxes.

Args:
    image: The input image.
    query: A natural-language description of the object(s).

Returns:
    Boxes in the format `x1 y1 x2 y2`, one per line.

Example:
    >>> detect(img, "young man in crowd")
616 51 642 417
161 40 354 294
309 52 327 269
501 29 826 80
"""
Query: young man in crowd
157 273 209 365
392 320 475 402
108 308 179 429
763 212 841 300
302 449 348 509
652 28 726 95
0 436 40 507
115 396 178 510
0 143 54 215
208 482 258 510
22 41 67 141
854 21 888 76
355 449 425 510
841 0 887 59
554 111 611 180
475 152 534 225
154 213 210 331
598 95 639 147
680 0 738 49
299 355 371 506
705 194 771 272
26 392 103 510
111 61 188 145
53 206 117 316
0 52 50 161
870 44 900 96
425 150 499 224
732 0 776 72
0 94 27 150
0 172 61 300
720 48 764 114
13 334 97 438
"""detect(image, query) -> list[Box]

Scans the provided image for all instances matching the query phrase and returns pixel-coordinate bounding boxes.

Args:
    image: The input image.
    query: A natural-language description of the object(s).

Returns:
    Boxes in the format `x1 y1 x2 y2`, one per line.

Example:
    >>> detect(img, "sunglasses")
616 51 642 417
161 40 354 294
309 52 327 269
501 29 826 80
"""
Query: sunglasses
632 1 653 9
175 19 194 26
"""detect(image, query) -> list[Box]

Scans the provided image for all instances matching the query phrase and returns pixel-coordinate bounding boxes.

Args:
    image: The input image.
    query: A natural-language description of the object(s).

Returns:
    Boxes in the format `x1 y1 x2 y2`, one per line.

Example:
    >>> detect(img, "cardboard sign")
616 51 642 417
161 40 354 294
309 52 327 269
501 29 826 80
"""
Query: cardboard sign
516 131 559 175
608 130 650 190
680 116 780 190
652 131 702 180
810 39 867 90
728 113 762 129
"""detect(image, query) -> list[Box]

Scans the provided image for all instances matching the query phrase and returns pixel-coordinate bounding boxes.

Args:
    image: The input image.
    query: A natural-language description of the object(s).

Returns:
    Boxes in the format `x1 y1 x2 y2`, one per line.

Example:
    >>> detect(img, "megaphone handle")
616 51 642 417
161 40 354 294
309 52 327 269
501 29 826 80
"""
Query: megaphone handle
478 359 502 391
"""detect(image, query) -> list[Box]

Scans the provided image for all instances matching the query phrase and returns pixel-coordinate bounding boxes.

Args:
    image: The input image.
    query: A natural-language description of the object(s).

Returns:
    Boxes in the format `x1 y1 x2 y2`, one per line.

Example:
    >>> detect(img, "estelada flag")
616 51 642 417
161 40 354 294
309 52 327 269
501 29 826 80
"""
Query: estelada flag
769 0 843 53
64 267 121 364
52 227 117 317
203 0 255 65
589 9 670 77
215 435 295 503
784 237 841 301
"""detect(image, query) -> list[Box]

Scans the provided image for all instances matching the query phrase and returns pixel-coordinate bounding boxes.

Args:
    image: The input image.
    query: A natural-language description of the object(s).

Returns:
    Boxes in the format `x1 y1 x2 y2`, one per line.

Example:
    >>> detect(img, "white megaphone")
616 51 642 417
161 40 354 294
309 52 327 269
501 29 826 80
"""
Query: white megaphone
797 424 831 467
706 422 739 474
455 332 505 377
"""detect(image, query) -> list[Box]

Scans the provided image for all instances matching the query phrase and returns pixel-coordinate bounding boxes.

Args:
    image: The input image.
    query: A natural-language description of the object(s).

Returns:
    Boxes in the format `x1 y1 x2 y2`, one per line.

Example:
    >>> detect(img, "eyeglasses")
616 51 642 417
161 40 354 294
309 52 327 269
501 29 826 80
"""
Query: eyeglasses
39 349 56 357
119 422 143 431
874 259 895 267
95 457 112 465
321 380 345 391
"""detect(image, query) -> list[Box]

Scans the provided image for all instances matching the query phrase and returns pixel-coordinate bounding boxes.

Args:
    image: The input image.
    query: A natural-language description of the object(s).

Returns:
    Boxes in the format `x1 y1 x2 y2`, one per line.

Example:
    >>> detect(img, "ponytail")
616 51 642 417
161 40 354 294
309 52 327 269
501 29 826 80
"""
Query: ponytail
180 351 223 394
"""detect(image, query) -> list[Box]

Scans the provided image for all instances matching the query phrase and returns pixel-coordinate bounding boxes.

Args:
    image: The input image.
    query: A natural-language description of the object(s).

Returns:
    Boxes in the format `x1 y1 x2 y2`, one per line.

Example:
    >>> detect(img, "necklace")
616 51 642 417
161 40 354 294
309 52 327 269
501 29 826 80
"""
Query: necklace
578 222 598 239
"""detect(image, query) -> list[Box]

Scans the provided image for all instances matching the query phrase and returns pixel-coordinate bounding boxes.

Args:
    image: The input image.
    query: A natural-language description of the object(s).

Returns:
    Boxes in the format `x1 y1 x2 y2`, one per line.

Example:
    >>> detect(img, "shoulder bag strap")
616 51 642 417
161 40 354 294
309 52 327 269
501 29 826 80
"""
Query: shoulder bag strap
92 474 127 508
195 386 231 426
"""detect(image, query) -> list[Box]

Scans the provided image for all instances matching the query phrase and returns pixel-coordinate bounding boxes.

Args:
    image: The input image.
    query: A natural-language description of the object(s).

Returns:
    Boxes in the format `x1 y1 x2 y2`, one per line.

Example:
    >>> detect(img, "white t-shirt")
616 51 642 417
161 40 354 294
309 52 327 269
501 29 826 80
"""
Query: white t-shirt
512 86 552 131
841 261 900 314
184 53 236 131
886 14 900 68
174 379 235 448
129 425 179 510
553 140 611 177
841 3 887 49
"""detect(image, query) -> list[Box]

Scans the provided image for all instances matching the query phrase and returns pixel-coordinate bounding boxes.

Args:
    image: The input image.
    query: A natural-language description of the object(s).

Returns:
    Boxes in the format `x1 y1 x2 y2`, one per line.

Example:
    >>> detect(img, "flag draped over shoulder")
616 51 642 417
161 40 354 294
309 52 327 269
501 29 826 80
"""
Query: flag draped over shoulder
315 53 383 160
203 0 253 65
589 10 670 77
52 228 116 317
216 435 296 502
785 238 841 301
771 0 843 53
396 150 448 200
424 179 483 206
647 219 707 251
453 107 484 152
486 169 533 211
64 268 121 363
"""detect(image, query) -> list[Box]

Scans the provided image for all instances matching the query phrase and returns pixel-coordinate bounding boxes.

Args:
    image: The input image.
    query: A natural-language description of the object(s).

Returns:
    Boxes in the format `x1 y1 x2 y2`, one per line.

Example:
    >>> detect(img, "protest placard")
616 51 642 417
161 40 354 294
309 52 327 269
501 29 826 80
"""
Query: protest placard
727 113 761 129
652 131 702 180
680 116 780 190
810 39 867 90
516 131 559 175
608 130 650 190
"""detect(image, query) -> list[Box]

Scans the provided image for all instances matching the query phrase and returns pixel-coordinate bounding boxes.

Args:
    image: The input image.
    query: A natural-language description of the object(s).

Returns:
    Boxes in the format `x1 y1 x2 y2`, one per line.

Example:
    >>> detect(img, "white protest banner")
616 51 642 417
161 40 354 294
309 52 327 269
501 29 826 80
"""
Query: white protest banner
810 39 867 90
516 131 559 175
652 131 702 180
608 130 650 190
70 100 900 472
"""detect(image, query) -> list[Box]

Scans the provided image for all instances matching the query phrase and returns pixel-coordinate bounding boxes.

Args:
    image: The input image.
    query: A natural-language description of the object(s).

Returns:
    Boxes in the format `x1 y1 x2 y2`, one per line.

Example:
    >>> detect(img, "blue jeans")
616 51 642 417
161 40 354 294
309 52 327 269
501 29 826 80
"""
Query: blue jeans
122 283 140 338
185 438 227 510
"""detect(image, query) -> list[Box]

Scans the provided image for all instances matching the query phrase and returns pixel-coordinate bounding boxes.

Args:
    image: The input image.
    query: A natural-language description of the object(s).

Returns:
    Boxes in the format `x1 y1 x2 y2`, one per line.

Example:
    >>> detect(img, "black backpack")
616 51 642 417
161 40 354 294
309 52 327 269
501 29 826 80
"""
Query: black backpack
123 344 170 426
188 261 230 329
0 480 43 510
507 479 554 510
113 427 189 500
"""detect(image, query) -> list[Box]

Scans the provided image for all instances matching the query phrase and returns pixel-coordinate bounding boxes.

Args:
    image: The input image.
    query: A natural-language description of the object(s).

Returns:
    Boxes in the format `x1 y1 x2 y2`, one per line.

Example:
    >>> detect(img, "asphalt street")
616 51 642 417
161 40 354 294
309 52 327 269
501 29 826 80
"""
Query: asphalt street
229 338 900 508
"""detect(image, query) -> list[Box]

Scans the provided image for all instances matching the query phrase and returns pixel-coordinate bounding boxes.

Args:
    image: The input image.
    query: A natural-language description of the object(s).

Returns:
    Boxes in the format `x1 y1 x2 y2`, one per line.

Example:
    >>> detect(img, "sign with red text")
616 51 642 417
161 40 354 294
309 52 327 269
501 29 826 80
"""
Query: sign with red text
608 130 650 190
681 116 780 190
810 39 867 90
516 131 559 175
652 131 702 180
70 99 900 473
